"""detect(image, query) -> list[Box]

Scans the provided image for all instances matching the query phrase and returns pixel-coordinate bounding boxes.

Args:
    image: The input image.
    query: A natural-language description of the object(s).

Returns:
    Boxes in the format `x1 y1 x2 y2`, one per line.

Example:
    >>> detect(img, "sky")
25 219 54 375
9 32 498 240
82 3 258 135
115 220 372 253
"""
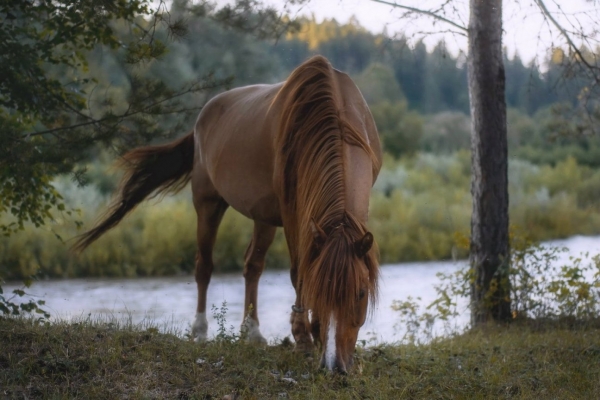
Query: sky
218 0 598 65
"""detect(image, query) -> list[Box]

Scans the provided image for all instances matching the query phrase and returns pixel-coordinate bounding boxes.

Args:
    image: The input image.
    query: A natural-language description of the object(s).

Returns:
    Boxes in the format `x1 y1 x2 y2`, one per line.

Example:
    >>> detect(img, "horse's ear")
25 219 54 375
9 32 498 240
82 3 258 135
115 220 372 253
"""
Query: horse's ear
310 218 326 249
355 232 374 257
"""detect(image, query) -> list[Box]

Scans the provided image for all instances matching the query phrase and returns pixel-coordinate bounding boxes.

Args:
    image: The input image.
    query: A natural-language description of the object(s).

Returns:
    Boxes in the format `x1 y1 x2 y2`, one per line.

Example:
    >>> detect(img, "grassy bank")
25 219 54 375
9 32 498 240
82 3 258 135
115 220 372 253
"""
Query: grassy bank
1 317 599 398
2 153 600 279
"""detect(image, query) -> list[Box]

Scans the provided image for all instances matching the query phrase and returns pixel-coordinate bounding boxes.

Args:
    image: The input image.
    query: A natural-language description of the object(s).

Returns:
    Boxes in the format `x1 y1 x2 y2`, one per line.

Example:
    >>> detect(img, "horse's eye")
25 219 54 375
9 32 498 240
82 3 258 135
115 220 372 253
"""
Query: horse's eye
358 289 366 300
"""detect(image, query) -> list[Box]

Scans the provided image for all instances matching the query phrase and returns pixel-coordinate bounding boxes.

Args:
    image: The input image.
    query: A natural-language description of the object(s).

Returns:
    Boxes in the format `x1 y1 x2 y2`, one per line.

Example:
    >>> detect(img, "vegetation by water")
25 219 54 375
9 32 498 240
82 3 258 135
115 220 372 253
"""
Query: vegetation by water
1 316 599 399
1 152 599 280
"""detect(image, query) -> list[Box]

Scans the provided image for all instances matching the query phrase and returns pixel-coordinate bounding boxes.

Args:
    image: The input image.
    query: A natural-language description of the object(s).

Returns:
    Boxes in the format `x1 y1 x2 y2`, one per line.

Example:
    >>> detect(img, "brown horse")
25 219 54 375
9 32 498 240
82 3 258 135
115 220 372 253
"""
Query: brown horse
74 55 382 373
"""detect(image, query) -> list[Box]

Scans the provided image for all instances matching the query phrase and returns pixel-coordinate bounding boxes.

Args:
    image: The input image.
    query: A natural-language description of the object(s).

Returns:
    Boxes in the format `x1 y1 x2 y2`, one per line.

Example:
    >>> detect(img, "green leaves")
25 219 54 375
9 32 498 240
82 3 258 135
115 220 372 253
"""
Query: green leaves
0 276 50 320
0 0 297 234
0 0 160 232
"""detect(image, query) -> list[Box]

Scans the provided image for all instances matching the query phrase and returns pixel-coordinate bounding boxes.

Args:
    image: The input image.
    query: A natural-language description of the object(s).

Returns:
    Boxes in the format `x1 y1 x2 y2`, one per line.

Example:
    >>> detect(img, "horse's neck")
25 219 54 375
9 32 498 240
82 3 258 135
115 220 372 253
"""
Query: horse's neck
341 139 374 224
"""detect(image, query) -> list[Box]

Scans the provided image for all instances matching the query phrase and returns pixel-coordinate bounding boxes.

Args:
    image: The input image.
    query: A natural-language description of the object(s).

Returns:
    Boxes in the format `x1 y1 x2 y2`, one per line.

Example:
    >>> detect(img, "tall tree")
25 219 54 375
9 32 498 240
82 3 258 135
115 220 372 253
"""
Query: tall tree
370 0 510 324
370 0 599 324
467 0 510 323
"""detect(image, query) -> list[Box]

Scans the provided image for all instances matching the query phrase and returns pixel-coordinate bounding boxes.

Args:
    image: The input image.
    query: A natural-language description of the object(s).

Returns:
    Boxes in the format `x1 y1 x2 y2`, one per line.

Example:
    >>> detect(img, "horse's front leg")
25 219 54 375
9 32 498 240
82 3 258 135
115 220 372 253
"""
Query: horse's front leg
289 263 315 353
242 221 276 344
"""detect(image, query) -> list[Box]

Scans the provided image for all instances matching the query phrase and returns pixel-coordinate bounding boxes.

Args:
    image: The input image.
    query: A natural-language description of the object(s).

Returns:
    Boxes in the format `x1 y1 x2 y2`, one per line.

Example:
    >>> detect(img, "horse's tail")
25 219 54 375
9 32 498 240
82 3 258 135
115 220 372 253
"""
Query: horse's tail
72 132 195 252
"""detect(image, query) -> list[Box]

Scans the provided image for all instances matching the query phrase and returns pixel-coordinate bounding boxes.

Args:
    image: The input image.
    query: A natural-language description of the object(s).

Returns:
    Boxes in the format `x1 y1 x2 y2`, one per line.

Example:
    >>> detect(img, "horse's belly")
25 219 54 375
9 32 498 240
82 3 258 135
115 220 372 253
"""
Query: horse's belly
213 172 282 227
195 84 282 226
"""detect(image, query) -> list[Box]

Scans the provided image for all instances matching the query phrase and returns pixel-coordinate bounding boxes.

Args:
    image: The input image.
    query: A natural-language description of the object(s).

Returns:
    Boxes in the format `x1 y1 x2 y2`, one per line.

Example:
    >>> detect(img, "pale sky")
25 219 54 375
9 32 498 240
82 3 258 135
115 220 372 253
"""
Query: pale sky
219 0 599 66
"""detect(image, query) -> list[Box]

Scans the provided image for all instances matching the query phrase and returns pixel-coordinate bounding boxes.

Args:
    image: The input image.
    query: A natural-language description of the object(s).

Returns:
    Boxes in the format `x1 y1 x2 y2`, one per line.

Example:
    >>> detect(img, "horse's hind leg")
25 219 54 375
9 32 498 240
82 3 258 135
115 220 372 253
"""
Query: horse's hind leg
191 197 228 342
242 221 276 344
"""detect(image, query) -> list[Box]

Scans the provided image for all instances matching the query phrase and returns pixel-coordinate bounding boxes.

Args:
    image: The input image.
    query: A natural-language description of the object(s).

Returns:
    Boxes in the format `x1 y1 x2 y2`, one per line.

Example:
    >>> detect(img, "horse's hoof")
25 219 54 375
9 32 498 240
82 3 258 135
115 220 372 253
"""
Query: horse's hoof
194 332 208 343
247 333 268 345
242 318 267 345
294 341 315 355
192 313 208 343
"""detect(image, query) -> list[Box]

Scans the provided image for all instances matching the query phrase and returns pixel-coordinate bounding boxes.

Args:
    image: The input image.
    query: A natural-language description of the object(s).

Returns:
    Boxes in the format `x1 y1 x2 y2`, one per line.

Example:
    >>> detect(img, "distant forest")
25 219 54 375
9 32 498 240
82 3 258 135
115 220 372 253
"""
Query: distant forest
72 3 599 167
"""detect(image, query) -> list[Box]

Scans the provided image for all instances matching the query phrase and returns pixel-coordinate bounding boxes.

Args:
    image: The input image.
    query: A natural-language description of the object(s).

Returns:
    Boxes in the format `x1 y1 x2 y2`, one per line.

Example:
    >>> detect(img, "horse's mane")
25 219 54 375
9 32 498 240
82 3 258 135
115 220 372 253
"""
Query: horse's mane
274 55 379 320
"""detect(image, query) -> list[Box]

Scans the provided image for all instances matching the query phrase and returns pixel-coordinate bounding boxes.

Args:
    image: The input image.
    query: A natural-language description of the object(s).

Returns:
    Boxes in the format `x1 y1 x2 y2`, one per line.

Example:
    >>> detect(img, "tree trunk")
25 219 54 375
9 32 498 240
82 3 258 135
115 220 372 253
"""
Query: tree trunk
468 0 511 325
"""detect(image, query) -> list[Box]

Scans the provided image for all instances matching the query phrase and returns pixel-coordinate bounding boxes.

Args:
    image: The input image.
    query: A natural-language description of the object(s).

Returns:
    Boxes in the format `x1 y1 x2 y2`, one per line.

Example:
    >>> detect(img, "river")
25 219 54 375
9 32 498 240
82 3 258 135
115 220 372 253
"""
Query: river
5 235 599 344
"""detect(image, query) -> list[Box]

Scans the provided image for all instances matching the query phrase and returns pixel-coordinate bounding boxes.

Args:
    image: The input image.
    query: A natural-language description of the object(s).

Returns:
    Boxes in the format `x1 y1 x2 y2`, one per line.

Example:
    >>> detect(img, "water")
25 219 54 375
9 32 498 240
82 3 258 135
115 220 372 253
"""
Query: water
5 236 599 343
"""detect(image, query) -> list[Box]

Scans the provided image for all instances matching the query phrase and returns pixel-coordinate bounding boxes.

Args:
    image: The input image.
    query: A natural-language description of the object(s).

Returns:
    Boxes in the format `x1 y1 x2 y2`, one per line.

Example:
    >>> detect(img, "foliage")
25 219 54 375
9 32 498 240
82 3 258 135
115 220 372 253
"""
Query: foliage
0 0 298 235
369 101 423 157
421 111 471 154
511 239 600 320
419 106 600 167
392 234 600 343
0 275 50 319
510 107 600 167
1 0 171 234
289 16 370 51
1 152 599 280
212 301 241 343
354 63 405 105
542 47 600 137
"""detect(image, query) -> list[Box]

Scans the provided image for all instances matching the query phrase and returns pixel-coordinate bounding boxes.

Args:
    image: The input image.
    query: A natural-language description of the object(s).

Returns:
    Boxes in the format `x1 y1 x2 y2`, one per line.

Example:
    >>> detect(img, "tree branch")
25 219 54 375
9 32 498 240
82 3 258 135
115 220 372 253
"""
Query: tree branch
534 0 599 83
369 0 468 33
22 79 226 138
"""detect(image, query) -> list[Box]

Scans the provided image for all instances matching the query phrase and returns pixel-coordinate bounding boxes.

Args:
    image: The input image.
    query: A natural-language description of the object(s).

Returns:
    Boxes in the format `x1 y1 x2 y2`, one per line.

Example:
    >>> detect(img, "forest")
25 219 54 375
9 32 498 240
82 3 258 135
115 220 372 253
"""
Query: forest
1 1 599 280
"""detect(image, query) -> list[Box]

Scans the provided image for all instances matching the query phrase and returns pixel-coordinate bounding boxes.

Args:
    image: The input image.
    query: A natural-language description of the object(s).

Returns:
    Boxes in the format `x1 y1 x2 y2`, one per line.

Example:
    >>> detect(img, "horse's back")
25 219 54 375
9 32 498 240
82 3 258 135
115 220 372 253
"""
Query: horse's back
192 83 284 225
191 58 381 226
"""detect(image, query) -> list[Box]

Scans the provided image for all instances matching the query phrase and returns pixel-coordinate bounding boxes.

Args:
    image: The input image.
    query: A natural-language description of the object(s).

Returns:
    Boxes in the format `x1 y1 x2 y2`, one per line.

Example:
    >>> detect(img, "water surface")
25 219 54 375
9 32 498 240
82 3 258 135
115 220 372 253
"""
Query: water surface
6 236 599 343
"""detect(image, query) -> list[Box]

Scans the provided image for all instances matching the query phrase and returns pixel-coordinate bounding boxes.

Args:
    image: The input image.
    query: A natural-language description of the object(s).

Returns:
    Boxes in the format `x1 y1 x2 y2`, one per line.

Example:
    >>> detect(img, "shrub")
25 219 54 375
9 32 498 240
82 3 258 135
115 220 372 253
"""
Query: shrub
392 235 600 343
1 153 599 279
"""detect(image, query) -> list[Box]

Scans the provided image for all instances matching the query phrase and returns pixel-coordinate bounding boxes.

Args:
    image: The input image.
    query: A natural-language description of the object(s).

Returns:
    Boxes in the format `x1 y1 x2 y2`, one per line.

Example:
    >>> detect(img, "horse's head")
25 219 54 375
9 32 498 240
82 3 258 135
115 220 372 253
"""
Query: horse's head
303 218 379 373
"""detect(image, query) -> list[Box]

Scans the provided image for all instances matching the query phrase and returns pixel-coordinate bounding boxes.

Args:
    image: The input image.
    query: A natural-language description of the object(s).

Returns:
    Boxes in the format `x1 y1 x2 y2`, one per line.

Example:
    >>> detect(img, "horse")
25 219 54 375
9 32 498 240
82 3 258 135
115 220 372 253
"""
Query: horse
73 55 382 373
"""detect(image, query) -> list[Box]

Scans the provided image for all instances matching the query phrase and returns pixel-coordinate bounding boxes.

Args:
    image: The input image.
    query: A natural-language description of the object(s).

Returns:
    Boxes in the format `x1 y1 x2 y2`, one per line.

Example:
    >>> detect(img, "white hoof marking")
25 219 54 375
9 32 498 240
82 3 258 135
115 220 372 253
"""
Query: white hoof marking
192 312 208 342
243 317 267 344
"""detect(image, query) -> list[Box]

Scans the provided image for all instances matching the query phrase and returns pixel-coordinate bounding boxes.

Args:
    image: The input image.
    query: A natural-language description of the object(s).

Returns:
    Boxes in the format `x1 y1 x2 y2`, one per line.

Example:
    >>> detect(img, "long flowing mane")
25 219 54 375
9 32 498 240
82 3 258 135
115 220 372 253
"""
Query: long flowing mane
274 55 379 320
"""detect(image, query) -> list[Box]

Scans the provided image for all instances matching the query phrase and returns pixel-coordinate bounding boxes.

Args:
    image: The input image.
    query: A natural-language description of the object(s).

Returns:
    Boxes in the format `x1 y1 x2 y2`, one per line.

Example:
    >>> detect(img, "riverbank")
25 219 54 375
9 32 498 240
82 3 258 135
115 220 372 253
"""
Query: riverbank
2 154 600 280
5 235 598 344
2 260 467 344
1 317 599 399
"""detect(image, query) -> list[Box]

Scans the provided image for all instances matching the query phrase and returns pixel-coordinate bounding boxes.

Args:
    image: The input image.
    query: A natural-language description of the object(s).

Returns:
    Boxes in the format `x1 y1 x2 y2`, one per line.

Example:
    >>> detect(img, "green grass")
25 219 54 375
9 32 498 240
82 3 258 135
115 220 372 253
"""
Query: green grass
2 316 600 399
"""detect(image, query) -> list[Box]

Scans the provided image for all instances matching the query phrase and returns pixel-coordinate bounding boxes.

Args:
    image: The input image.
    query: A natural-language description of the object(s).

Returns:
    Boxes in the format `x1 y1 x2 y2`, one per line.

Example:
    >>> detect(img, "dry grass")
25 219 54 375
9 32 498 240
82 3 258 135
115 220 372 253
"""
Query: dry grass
1 316 600 399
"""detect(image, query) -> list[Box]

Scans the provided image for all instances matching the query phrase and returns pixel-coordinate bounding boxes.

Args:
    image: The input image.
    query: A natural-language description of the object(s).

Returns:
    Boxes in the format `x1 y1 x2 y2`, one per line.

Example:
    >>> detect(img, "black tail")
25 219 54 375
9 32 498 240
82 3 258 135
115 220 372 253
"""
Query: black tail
72 132 195 252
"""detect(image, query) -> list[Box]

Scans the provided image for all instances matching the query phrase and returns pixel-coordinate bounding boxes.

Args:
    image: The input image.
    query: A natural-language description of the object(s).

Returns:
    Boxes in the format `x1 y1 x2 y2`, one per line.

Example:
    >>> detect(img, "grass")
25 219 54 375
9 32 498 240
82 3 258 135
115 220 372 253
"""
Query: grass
2 316 600 399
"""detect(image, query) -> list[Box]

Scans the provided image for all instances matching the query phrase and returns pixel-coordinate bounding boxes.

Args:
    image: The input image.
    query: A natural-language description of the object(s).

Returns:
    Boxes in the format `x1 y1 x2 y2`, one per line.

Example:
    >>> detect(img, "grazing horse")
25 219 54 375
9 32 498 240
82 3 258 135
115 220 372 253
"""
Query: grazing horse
74 56 382 373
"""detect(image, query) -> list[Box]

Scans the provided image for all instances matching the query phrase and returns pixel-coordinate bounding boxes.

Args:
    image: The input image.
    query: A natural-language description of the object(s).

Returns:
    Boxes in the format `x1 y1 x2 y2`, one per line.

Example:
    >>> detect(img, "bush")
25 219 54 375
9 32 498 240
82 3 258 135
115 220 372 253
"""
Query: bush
392 235 600 343
1 153 599 279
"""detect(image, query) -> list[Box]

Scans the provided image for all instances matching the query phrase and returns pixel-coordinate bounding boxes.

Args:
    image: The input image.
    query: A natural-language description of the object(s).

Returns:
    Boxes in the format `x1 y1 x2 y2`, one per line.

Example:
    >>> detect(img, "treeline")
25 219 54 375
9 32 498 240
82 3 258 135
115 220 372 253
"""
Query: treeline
275 17 559 115
86 9 588 116
74 4 600 167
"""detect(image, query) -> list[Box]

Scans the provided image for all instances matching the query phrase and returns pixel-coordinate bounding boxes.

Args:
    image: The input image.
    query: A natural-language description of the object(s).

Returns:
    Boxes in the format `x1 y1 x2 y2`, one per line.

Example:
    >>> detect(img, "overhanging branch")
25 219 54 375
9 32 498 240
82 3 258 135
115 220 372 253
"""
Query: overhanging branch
534 0 600 84
370 0 468 33
22 78 227 139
